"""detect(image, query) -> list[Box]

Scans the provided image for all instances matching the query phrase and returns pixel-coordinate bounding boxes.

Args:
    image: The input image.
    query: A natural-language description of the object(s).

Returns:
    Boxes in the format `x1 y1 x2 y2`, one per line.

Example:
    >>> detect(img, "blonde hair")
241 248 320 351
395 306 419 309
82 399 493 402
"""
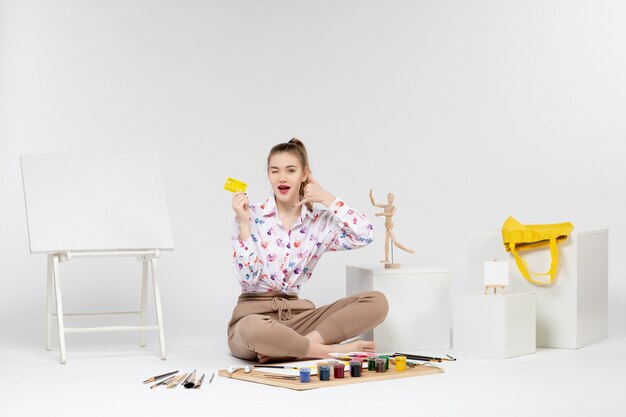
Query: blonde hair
267 138 312 212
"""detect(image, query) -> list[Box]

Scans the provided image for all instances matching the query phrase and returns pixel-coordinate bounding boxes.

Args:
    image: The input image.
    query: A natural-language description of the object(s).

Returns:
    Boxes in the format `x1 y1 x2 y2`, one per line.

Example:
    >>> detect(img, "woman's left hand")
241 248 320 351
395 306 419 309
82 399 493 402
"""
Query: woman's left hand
294 174 336 208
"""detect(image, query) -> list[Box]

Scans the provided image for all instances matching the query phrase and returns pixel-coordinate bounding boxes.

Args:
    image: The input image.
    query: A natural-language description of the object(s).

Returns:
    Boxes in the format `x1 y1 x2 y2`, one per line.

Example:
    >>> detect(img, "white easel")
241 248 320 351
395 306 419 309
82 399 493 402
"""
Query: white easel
22 153 174 364
46 250 166 364
483 260 509 296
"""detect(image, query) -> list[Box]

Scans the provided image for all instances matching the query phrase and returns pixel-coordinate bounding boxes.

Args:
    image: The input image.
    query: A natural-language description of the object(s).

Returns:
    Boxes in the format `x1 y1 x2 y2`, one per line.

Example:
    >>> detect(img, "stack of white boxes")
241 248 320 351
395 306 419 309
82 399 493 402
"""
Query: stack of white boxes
345 228 608 358
467 229 608 349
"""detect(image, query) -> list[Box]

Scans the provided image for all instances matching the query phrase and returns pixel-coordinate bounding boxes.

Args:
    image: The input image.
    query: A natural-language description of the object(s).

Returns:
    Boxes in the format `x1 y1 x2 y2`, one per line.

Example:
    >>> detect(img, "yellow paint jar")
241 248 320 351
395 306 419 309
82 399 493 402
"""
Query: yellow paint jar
395 356 407 371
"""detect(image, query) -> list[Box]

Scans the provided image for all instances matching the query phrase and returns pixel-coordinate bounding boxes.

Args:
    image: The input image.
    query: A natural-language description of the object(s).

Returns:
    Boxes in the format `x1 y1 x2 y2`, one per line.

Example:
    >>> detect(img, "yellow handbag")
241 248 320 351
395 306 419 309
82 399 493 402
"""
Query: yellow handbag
502 216 574 285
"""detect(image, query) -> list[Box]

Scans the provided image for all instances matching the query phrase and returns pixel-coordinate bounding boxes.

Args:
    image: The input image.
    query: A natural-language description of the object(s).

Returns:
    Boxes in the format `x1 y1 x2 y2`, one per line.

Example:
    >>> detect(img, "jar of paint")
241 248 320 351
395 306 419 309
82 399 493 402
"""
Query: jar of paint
299 367 311 383
333 363 345 379
367 357 376 371
319 365 331 381
395 356 407 371
378 355 390 370
316 361 328 376
349 360 362 377
375 358 386 373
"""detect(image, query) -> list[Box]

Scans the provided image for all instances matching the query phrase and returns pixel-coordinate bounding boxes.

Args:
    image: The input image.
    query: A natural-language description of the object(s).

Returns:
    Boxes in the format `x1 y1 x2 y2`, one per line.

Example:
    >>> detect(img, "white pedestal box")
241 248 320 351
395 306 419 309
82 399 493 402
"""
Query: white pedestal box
453 293 536 359
346 265 450 352
467 229 608 349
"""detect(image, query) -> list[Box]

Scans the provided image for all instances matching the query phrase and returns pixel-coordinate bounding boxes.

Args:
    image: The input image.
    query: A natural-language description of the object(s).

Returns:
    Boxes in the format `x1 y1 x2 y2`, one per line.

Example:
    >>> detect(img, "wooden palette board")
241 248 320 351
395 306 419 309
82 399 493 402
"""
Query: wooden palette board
218 364 443 391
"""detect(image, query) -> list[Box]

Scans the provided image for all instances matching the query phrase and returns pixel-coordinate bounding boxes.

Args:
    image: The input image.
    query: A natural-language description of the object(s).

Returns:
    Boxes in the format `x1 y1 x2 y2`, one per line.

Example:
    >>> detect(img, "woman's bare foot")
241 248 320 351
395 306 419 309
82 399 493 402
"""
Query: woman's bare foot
303 330 377 358
256 334 376 362
305 337 376 359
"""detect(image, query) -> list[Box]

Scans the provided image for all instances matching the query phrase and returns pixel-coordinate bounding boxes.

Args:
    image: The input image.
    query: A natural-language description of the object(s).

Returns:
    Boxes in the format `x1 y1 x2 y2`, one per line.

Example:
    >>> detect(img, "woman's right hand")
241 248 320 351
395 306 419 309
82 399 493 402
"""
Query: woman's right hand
232 192 250 222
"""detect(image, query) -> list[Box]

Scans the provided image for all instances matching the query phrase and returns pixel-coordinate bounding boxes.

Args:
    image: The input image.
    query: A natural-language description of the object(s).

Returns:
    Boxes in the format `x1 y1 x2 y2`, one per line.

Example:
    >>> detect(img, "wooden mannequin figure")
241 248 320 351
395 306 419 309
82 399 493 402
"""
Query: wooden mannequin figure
369 189 415 268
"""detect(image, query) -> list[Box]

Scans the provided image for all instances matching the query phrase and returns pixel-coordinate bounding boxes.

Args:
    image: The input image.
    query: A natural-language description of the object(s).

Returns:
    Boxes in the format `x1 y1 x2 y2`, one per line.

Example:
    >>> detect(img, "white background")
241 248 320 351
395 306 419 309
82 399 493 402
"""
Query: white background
1 0 625 366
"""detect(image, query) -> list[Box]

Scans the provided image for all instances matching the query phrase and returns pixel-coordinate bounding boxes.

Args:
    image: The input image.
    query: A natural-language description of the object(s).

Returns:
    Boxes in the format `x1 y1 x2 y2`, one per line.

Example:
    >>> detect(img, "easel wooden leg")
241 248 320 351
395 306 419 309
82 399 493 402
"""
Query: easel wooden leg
52 255 67 364
46 255 53 351
140 259 148 347
150 257 167 360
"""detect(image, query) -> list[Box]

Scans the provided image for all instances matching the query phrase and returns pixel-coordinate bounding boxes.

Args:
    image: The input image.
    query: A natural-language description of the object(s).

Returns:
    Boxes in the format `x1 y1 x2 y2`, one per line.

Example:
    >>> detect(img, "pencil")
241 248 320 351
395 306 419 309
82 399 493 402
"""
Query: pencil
143 370 178 384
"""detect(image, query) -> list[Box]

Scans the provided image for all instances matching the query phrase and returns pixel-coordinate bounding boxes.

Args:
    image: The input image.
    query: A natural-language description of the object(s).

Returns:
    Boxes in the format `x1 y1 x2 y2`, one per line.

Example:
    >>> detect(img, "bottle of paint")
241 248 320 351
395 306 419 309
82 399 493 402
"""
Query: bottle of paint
349 360 362 377
299 367 311 383
319 365 331 381
395 356 407 371
375 358 386 373
333 363 345 379
378 355 390 370
316 361 328 378
367 357 376 371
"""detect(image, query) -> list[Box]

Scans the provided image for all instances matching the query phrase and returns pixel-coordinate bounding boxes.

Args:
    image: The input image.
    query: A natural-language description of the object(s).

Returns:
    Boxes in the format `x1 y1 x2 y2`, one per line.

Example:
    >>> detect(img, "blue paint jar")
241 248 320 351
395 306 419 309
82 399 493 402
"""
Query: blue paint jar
299 367 311 383
319 365 331 381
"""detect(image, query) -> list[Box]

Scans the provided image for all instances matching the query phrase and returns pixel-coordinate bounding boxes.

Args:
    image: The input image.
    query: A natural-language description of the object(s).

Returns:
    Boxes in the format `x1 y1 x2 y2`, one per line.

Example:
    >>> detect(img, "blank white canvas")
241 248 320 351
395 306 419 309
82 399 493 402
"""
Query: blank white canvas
484 261 509 286
21 153 174 253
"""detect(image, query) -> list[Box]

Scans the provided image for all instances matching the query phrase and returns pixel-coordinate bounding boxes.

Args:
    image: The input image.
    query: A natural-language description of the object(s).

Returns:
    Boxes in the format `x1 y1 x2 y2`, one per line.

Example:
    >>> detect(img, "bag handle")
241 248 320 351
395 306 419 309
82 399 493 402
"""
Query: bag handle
509 236 558 285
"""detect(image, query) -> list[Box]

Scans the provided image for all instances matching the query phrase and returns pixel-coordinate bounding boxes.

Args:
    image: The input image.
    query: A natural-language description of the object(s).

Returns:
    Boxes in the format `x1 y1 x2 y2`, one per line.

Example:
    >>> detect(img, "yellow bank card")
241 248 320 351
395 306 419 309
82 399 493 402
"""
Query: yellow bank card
224 177 247 193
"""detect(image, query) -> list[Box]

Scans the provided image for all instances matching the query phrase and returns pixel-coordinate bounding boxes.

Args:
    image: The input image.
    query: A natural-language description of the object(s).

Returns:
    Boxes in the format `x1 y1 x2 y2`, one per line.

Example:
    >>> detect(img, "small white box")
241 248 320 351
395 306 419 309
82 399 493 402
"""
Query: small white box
468 229 608 349
453 293 536 359
346 265 450 352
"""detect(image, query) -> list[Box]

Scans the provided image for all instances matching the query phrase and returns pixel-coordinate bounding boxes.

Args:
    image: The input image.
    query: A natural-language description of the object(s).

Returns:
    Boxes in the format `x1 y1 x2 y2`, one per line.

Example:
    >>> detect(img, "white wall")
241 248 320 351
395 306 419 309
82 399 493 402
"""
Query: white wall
1 0 625 350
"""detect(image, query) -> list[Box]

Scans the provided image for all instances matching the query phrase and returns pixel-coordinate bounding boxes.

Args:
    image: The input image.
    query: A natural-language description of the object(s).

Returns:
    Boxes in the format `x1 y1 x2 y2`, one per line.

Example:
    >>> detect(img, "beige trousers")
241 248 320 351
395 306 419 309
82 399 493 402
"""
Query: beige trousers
227 291 389 361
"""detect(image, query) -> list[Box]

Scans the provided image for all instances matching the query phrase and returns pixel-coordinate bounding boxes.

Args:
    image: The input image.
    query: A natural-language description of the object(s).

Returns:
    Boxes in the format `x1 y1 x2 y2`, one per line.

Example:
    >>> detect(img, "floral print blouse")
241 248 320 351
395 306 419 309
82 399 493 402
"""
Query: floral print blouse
231 196 374 295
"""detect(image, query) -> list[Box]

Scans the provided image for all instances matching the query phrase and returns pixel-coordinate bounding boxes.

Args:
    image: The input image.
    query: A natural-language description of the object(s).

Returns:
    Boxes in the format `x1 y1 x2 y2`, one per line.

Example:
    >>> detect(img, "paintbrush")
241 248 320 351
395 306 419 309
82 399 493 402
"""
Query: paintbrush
183 370 197 388
393 353 456 362
150 374 178 389
193 374 206 389
261 374 299 380
254 365 299 369
167 373 188 389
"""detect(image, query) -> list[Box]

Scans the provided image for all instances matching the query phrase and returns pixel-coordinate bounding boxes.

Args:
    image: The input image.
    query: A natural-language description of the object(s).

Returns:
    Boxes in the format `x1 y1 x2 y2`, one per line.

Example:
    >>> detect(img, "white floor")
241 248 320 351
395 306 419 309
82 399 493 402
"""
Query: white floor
1 334 624 417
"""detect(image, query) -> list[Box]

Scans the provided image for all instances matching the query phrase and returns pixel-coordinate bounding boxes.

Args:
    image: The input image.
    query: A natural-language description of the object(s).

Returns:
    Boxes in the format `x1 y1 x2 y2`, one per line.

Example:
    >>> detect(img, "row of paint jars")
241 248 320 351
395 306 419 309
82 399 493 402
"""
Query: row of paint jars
299 356 407 383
